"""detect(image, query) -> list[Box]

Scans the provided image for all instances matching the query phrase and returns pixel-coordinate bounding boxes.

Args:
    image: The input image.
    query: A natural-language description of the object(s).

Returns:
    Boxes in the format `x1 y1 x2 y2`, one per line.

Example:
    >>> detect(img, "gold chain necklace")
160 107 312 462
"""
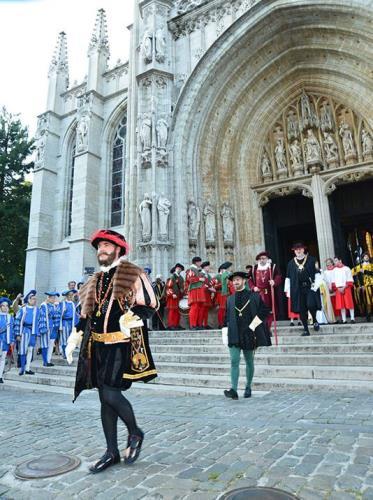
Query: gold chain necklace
294 254 308 271
235 298 251 317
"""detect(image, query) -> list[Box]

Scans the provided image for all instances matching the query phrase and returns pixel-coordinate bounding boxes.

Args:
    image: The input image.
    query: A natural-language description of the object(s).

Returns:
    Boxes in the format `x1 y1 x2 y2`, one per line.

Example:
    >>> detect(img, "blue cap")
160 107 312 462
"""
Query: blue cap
0 297 12 306
45 292 60 297
62 289 77 296
24 290 37 304
144 267 152 274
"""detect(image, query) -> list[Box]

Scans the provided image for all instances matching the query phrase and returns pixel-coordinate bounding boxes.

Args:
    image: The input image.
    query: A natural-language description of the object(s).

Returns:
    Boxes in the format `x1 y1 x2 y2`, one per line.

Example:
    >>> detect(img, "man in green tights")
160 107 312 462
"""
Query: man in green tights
223 271 271 400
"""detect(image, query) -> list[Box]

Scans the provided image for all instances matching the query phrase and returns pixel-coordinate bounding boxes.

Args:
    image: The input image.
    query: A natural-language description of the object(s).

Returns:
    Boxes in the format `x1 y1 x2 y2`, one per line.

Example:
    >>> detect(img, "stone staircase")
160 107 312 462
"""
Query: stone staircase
2 323 373 395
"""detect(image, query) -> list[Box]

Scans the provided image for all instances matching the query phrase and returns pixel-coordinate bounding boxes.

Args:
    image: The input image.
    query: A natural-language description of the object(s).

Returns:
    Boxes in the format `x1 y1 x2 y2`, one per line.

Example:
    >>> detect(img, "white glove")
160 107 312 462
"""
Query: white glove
119 311 144 339
66 328 83 365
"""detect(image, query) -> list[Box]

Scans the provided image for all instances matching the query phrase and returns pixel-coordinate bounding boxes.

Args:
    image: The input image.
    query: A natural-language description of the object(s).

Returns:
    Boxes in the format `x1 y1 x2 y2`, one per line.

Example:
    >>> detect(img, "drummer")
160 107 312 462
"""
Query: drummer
166 263 185 330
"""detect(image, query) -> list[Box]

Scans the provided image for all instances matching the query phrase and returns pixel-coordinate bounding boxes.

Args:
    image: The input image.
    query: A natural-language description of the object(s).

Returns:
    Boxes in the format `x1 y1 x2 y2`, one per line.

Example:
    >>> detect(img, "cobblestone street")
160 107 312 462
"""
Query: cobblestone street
0 387 373 499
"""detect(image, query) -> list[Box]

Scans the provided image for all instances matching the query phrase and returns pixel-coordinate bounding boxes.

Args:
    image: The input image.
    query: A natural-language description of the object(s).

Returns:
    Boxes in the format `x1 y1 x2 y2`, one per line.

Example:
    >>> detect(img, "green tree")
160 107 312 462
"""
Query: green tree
0 107 34 296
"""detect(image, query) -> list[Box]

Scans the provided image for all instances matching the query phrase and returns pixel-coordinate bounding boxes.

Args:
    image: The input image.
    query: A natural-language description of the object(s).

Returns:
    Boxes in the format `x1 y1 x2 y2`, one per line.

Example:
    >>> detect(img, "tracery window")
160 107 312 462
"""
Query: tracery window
111 115 127 227
65 138 76 237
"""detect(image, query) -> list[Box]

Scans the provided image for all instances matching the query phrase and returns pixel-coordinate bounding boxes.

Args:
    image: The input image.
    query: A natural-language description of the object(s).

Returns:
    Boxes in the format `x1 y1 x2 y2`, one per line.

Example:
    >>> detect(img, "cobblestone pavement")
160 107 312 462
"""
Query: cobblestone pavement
0 387 373 500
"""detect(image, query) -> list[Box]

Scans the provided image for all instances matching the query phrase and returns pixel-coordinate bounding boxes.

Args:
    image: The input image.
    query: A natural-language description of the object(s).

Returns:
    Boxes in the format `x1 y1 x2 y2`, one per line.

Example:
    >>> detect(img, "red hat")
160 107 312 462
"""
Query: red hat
255 251 270 261
90 229 130 254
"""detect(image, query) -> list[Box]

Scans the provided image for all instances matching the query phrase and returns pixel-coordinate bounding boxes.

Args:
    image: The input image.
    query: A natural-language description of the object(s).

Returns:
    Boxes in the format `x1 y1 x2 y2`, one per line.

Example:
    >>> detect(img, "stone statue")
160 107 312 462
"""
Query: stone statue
221 203 234 243
274 139 287 172
77 116 89 152
289 140 302 168
188 201 201 240
203 201 216 242
156 118 168 149
157 194 171 238
304 129 321 163
362 128 373 156
339 121 356 157
261 152 272 177
323 132 339 162
139 193 152 240
35 134 46 164
155 27 166 63
320 103 334 131
300 91 318 129
287 112 298 140
141 29 153 64
139 114 152 151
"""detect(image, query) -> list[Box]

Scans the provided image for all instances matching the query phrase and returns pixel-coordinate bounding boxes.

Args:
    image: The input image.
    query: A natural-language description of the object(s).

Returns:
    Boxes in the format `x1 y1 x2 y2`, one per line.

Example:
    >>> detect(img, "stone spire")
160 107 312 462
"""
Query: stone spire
47 31 69 112
88 8 110 57
87 9 110 92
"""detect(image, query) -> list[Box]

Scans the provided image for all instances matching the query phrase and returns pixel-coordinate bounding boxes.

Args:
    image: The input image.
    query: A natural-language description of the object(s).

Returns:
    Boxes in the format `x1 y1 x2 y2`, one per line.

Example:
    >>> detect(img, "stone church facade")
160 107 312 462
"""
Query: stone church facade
25 0 373 292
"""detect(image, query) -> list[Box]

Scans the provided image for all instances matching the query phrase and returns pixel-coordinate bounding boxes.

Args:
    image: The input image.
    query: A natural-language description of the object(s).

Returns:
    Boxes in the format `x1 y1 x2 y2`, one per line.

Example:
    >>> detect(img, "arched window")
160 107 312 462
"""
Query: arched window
111 115 127 227
65 137 76 238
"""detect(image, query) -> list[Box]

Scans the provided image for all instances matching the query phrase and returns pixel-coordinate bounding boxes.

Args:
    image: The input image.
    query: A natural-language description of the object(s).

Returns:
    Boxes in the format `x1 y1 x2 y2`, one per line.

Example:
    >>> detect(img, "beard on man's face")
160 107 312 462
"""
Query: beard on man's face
97 249 117 266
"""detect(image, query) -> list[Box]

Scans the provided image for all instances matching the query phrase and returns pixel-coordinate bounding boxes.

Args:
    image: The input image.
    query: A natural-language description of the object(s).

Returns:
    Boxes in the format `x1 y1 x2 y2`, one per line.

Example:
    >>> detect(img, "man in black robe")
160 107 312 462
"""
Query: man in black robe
152 274 166 330
66 229 158 473
223 272 271 400
285 242 321 336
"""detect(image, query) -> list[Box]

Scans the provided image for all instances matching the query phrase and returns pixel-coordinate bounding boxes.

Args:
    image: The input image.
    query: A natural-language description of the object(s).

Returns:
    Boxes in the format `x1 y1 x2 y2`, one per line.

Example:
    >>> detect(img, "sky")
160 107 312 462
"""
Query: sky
0 0 135 136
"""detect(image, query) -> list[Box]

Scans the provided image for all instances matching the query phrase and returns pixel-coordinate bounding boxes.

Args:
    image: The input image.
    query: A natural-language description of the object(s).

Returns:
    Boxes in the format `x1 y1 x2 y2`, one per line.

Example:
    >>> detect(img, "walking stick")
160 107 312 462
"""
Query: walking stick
269 266 278 346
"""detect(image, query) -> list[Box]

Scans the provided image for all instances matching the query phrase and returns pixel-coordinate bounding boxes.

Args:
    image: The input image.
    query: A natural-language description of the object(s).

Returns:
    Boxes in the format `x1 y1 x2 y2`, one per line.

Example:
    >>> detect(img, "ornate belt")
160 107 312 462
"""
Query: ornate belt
91 331 129 343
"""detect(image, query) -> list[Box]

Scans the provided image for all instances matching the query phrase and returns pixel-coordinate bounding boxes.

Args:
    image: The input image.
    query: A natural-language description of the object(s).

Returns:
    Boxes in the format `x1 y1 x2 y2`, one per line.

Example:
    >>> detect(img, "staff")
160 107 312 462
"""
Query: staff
269 266 278 346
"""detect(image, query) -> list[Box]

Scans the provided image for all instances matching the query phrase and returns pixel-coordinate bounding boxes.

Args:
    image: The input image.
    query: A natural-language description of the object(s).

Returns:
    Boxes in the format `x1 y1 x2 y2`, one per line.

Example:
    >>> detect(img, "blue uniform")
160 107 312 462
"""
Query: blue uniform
59 301 78 356
0 313 14 352
39 302 61 365
14 306 40 373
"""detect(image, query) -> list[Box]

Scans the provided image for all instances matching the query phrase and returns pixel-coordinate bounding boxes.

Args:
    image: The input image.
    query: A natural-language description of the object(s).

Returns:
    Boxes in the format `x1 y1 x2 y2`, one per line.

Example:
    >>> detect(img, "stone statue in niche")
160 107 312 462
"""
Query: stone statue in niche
156 118 168 149
274 139 287 173
261 152 272 178
203 201 216 242
323 132 339 163
221 203 235 243
139 193 152 241
157 194 171 239
141 29 153 64
362 128 373 157
320 103 334 131
289 140 302 171
300 91 318 129
35 133 46 164
339 121 356 157
155 27 166 63
139 114 152 151
188 201 201 240
76 115 89 152
287 112 298 140
304 129 321 164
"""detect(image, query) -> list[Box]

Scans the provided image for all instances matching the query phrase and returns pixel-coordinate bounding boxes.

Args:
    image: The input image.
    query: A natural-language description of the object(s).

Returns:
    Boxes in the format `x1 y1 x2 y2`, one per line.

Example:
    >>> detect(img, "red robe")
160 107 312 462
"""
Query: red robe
249 263 282 327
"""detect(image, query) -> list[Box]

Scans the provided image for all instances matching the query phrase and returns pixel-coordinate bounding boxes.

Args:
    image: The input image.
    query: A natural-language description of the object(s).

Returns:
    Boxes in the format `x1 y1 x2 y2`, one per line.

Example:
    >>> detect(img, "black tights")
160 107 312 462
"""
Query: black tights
98 385 138 454
299 288 317 332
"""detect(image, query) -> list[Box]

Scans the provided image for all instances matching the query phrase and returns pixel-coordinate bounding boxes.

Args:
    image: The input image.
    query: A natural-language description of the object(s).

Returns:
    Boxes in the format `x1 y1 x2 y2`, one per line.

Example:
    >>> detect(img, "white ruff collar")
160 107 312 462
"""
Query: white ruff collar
100 258 121 273
257 262 271 270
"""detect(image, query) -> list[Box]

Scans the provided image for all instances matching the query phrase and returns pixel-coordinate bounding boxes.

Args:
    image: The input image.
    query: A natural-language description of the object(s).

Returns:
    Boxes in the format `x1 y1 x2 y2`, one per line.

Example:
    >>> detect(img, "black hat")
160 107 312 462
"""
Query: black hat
228 271 248 281
292 242 307 250
192 256 202 264
218 261 233 272
170 267 175 274
201 261 210 269
174 263 185 271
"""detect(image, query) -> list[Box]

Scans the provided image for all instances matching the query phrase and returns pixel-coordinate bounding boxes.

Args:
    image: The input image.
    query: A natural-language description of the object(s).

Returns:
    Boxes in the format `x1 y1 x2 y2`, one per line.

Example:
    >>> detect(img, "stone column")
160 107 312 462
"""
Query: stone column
311 174 335 265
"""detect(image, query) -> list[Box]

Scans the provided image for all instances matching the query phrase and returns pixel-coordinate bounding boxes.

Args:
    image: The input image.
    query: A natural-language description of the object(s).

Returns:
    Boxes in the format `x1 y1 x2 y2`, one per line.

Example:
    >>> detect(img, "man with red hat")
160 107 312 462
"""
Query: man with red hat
285 242 321 336
65 229 158 474
248 252 282 329
166 263 185 330
185 257 205 329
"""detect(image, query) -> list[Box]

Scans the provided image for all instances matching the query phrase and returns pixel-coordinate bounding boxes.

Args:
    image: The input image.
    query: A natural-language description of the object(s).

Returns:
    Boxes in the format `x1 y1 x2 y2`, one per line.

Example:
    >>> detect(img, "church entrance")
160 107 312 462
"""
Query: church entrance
330 179 373 267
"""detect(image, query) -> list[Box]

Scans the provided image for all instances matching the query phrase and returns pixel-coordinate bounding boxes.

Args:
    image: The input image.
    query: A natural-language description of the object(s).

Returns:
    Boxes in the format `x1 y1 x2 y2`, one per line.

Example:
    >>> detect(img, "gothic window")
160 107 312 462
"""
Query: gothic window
111 115 127 227
65 137 76 238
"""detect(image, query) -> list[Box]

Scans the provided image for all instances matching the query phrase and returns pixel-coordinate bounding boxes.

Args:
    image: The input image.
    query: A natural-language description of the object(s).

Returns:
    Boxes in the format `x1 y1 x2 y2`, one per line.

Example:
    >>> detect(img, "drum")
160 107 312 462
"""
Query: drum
178 297 190 315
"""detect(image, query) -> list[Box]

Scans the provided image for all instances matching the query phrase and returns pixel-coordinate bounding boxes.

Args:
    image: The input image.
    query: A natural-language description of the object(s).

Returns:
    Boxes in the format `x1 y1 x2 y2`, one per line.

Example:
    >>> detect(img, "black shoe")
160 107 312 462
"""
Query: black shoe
89 450 120 474
46 363 54 367
342 321 347 324
244 387 252 398
350 320 355 324
224 388 238 400
19 369 24 376
0 378 3 383
289 322 294 327
297 321 302 326
124 429 144 465
25 370 35 375
313 322 320 332
301 331 310 337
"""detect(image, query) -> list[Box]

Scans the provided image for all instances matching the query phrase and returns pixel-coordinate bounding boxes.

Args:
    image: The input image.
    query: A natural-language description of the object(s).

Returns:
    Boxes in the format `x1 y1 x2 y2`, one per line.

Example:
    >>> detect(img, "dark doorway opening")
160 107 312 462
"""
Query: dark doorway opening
330 178 373 267
262 194 318 319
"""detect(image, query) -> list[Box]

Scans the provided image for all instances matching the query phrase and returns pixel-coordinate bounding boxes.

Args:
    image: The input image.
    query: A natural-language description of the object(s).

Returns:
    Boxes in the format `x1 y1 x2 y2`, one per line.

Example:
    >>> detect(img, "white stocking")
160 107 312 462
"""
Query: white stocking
25 347 33 371
0 350 6 379
341 309 347 322
47 339 55 363
349 309 355 321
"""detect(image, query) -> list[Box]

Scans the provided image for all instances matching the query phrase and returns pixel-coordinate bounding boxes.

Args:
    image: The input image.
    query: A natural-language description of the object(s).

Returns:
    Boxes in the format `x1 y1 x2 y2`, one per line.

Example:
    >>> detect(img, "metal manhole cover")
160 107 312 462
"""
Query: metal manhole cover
15 453 81 480
219 487 300 500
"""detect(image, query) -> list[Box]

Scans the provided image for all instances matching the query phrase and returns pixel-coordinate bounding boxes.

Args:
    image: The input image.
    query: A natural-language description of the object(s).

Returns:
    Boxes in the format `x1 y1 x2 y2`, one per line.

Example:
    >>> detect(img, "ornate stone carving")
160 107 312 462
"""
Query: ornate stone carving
304 129 322 172
362 127 373 159
287 111 298 140
203 201 216 244
274 139 287 178
156 118 168 149
141 29 153 64
139 113 152 152
35 132 47 166
76 115 89 153
155 76 167 89
300 91 318 130
139 193 152 242
157 194 171 241
323 132 339 167
221 203 234 244
261 151 272 181
339 121 356 163
155 27 166 63
320 102 334 132
289 139 303 176
188 201 201 241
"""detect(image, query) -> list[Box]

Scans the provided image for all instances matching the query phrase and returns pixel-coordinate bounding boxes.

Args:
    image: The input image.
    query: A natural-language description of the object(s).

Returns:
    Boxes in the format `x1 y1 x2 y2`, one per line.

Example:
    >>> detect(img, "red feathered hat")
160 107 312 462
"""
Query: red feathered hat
255 251 270 261
90 229 130 254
